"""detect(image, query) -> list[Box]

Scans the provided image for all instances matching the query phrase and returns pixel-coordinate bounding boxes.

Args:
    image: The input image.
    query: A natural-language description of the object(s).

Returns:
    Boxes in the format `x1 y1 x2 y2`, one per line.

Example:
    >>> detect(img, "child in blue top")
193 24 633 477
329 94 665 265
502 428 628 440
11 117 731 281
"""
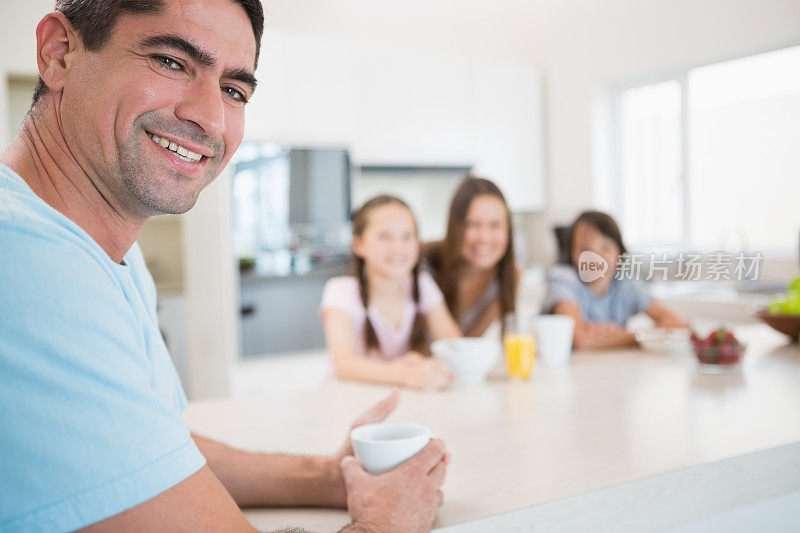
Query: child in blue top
543 210 688 350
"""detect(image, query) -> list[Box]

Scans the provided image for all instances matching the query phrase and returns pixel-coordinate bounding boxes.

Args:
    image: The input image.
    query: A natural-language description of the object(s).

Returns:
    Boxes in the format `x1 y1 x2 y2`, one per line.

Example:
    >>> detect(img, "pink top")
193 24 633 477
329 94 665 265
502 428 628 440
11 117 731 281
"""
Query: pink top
319 271 444 360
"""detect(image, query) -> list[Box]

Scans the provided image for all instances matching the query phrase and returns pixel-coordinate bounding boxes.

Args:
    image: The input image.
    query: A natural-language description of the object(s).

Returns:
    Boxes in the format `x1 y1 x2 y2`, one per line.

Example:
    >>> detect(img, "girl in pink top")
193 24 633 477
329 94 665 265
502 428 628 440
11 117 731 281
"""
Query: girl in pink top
320 195 462 390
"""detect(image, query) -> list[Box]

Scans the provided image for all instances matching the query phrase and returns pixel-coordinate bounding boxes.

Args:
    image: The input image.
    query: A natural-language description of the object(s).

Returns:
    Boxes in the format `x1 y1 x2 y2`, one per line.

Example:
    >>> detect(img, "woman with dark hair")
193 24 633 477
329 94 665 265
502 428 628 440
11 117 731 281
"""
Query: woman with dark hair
543 210 688 349
423 176 518 337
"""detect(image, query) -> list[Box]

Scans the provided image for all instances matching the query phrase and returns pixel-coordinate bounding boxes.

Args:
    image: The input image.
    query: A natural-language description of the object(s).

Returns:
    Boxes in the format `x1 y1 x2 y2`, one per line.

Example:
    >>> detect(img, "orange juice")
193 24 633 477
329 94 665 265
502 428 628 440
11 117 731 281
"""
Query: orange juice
504 334 536 379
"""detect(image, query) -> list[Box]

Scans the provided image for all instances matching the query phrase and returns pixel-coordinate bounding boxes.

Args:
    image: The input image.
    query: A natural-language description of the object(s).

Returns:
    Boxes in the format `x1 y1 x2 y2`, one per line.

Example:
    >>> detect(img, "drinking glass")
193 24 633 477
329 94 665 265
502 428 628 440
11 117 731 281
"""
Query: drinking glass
504 313 536 379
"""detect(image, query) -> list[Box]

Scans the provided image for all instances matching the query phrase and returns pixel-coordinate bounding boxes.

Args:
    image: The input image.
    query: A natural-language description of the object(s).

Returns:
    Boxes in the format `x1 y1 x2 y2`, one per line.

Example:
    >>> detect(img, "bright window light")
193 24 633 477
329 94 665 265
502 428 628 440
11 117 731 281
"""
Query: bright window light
688 46 800 252
620 80 684 246
618 45 800 254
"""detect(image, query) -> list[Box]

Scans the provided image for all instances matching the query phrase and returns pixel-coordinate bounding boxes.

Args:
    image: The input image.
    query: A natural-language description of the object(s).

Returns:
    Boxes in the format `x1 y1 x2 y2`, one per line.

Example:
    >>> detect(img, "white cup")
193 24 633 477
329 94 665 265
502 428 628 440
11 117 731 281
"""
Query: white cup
350 422 431 475
536 315 575 366
430 337 500 385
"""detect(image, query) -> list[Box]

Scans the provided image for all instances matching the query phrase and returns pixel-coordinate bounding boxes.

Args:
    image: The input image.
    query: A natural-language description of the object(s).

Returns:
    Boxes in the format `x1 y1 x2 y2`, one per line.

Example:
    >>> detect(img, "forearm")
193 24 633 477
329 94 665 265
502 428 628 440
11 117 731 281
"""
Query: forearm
573 328 637 350
333 357 409 388
425 302 463 339
338 520 381 532
653 311 690 329
191 434 345 508
647 302 690 329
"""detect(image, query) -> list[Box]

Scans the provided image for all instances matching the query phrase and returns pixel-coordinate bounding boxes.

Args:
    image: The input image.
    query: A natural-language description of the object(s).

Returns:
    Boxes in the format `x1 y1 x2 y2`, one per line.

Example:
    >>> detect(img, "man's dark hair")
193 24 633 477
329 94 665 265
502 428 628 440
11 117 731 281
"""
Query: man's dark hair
32 0 264 105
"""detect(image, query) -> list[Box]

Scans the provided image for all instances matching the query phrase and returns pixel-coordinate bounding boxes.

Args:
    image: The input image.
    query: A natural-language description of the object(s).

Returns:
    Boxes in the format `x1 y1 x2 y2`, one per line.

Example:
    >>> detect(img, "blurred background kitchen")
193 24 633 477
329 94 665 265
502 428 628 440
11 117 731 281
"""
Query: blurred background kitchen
2 0 798 399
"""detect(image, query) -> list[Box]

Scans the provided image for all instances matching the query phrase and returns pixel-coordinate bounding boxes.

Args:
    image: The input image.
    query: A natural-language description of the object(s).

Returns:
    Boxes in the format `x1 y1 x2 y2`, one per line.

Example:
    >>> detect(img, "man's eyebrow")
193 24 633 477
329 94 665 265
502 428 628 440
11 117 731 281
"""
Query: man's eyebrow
140 34 214 67
140 34 257 94
224 68 258 94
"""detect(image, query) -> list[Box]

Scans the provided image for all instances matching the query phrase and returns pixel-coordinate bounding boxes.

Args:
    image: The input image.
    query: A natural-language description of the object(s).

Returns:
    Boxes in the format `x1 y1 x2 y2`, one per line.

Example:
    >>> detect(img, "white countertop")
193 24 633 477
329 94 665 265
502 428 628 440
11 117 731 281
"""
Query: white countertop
185 324 800 531
649 281 774 324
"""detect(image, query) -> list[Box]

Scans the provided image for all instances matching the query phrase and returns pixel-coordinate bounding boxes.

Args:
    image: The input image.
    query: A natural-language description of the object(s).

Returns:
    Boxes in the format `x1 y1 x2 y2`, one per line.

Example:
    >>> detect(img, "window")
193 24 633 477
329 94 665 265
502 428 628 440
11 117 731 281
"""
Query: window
230 143 352 277
620 80 683 246
618 45 800 254
230 142 292 260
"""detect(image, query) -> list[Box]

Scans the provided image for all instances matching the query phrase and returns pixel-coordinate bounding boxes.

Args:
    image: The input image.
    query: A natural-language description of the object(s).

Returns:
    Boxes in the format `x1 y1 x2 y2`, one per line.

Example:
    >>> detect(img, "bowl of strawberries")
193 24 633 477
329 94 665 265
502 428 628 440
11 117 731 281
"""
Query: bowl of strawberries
690 327 745 374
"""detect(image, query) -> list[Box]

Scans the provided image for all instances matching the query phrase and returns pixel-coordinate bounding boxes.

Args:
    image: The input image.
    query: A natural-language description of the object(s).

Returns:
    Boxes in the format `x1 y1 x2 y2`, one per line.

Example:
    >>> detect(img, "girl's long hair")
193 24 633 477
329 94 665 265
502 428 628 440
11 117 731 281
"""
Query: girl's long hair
351 195 428 354
424 176 517 327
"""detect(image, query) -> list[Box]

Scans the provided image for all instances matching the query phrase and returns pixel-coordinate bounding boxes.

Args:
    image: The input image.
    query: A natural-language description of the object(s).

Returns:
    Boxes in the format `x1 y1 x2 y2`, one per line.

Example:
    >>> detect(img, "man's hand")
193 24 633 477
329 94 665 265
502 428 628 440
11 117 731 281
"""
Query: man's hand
335 388 401 459
341 439 449 533
325 388 403 507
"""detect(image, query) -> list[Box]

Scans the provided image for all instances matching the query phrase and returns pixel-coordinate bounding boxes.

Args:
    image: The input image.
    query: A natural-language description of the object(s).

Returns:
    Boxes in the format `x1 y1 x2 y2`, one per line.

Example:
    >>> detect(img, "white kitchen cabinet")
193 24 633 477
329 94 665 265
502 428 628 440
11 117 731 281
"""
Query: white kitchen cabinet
352 49 545 211
245 33 290 140
245 32 545 211
470 62 546 212
245 32 356 145
283 34 356 144
352 44 473 164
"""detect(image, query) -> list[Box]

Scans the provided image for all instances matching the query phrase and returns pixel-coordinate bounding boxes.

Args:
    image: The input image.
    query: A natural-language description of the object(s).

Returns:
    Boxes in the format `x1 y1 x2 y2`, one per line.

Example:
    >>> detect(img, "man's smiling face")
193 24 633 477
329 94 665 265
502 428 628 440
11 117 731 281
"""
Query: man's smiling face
59 0 257 217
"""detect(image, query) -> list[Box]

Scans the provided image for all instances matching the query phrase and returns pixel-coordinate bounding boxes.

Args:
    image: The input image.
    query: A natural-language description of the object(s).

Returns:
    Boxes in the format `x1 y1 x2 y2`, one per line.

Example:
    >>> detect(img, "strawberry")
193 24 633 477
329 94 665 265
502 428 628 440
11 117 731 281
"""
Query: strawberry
715 328 729 347
693 327 743 365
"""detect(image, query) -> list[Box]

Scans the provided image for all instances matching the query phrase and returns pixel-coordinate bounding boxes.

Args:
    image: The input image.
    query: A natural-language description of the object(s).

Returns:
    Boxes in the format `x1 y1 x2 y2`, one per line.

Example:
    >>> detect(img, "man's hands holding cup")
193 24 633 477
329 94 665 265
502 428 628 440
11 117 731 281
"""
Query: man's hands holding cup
332 388 449 533
341 438 448 533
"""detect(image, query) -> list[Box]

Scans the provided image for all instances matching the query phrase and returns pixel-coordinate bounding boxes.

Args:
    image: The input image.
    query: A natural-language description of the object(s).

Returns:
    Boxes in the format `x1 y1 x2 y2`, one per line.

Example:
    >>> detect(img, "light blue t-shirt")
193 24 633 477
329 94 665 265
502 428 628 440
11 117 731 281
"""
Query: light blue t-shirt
542 264 653 327
0 164 206 531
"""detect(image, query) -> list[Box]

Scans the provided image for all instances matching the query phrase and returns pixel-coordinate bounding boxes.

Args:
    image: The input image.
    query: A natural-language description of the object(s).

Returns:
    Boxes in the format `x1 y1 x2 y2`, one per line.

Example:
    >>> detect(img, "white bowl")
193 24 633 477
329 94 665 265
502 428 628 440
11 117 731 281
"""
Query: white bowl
431 337 501 385
635 328 692 355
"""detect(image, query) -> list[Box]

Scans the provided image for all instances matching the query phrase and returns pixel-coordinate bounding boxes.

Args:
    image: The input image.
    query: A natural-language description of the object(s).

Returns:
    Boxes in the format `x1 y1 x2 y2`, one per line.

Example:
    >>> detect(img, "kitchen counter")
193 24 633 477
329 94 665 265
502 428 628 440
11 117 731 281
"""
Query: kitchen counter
648 281 774 323
185 324 800 531
239 255 350 283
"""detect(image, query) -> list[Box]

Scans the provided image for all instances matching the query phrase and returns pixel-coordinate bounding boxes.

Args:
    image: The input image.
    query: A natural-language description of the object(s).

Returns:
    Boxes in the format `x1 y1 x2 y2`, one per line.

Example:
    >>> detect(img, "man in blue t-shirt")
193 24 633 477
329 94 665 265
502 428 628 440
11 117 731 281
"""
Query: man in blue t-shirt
0 1 448 531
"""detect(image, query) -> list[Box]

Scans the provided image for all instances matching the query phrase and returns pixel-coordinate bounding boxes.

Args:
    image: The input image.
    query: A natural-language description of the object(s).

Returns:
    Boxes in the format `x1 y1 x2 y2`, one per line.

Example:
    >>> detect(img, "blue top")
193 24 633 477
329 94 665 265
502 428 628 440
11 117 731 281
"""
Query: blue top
0 164 205 532
542 264 653 327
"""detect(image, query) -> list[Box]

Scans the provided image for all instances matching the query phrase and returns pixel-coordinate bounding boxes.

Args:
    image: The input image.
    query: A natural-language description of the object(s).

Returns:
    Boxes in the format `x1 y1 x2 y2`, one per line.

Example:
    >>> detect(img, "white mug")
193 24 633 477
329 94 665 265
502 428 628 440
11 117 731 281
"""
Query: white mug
350 422 431 475
536 315 575 366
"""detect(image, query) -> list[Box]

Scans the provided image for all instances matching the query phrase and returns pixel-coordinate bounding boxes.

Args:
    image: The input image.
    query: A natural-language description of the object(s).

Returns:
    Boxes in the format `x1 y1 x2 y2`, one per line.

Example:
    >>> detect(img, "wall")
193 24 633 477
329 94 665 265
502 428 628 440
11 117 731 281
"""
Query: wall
351 169 465 242
6 76 37 142
0 2 51 148
182 170 240 399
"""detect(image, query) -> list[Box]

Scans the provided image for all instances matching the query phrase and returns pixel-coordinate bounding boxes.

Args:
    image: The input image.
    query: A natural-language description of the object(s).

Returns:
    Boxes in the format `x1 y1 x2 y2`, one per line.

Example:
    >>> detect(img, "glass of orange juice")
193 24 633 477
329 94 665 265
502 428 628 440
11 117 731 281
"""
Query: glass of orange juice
504 313 536 379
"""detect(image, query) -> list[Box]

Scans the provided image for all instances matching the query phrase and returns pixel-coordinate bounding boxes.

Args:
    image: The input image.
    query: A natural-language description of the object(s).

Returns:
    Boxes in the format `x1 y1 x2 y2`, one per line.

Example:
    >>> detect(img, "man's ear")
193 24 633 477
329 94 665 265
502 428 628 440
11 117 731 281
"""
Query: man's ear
36 12 80 94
